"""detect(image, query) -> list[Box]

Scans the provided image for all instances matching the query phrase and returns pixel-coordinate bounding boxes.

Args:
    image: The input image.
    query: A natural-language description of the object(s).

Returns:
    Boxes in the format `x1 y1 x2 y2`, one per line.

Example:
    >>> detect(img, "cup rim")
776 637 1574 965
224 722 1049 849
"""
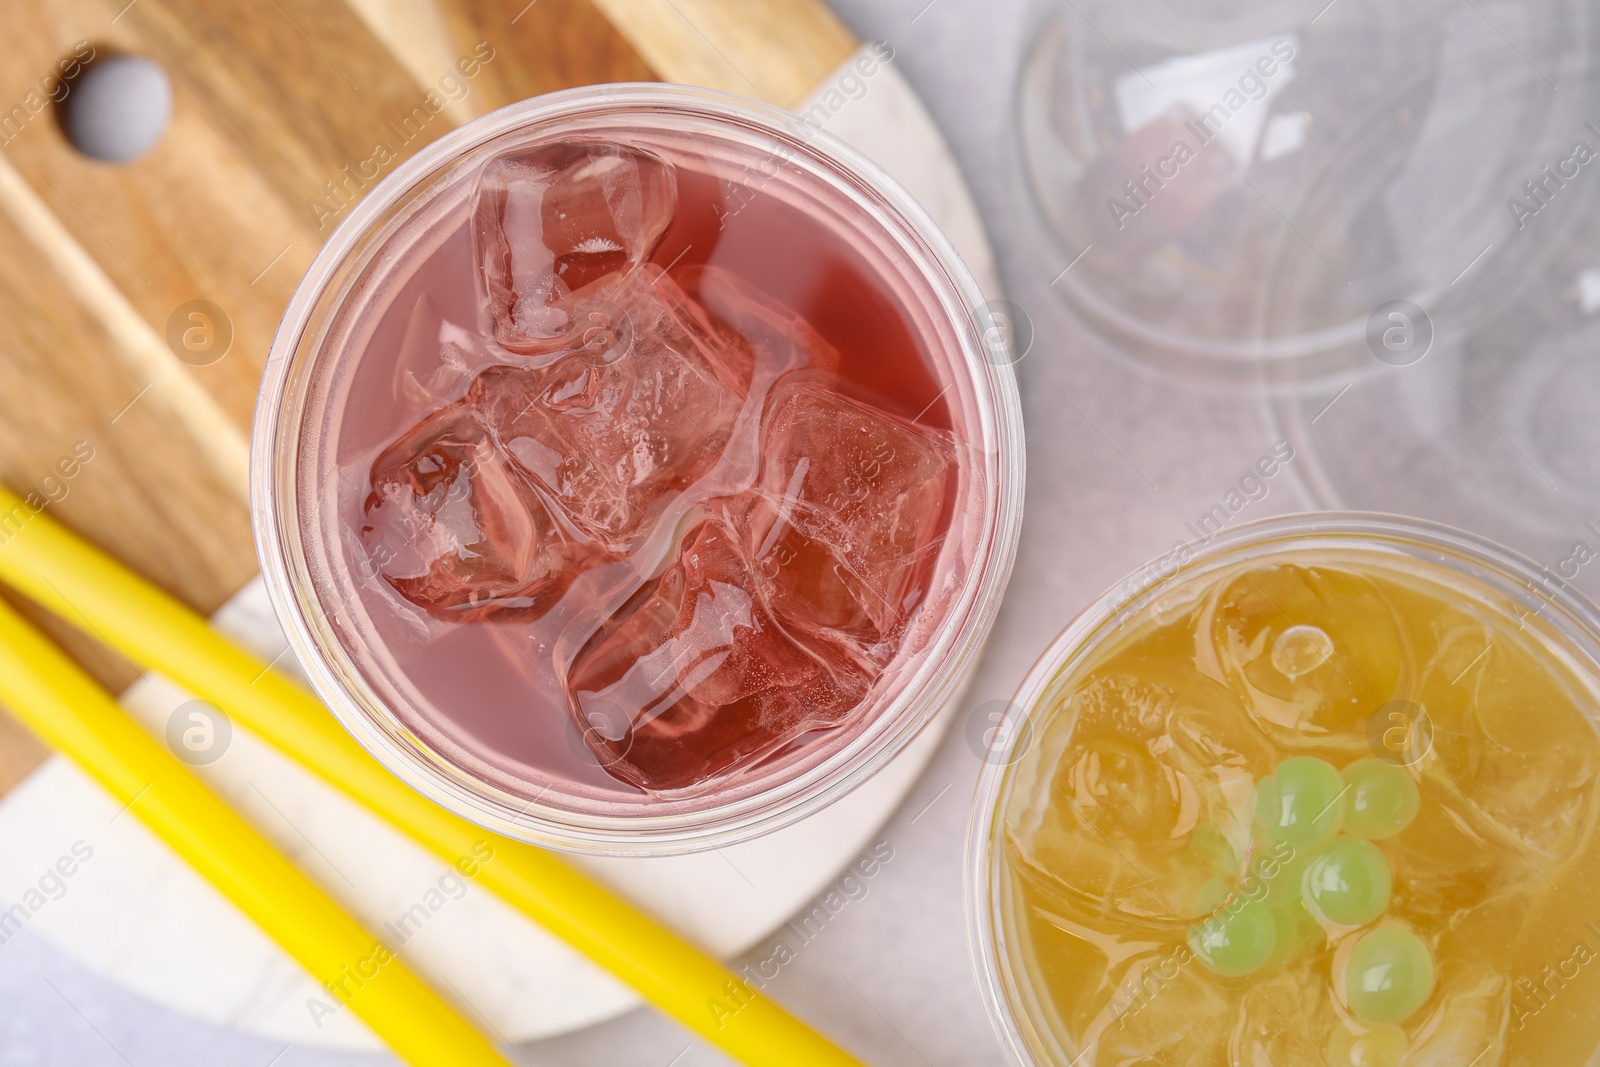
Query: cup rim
965 509 1600 1064
252 83 1026 855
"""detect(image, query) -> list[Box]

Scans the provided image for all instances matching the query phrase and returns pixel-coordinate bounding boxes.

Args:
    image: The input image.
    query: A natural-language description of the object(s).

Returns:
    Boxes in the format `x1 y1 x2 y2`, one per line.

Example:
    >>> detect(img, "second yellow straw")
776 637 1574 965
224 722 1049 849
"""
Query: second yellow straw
0 595 512 1067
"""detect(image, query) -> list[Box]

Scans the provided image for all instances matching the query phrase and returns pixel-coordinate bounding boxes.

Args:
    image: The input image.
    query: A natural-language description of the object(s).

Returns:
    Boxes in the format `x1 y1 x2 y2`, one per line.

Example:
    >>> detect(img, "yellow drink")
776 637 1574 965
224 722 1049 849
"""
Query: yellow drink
973 520 1600 1066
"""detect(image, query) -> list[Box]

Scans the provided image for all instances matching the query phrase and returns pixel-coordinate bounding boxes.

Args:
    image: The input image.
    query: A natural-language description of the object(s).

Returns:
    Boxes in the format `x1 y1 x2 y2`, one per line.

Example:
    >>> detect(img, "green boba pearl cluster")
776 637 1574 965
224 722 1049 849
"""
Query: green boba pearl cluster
1255 756 1345 849
1304 837 1392 927
1344 927 1436 1026
1189 751 1431 1028
1342 759 1421 840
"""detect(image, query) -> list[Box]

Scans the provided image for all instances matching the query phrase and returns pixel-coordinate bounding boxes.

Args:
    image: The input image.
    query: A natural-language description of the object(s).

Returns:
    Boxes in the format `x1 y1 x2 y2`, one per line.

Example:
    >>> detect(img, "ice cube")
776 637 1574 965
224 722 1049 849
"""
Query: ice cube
1377 781 1508 919
474 141 677 352
1231 967 1340 1067
1004 668 1262 928
1087 948 1232 1062
391 294 454 414
693 265 842 383
1405 970 1507 1066
746 379 954 662
474 267 752 548
566 511 871 793
1205 563 1406 744
1413 610 1600 863
360 403 597 619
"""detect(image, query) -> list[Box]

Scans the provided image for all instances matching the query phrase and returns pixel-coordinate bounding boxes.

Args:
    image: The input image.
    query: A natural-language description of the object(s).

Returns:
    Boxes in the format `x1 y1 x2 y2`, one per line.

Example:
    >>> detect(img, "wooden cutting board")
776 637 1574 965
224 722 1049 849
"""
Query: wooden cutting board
0 0 859 794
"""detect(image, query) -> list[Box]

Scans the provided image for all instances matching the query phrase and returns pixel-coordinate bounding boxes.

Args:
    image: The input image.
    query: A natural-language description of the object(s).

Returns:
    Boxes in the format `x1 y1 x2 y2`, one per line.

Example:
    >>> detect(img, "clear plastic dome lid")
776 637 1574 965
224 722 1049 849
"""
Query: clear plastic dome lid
1018 0 1600 590
1017 0 1600 381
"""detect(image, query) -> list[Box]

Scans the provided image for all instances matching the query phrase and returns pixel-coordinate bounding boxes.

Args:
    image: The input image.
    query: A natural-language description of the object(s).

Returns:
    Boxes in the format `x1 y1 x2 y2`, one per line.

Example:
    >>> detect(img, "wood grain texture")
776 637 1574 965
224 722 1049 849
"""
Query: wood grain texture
0 699 48 796
0 193 256 648
435 0 658 111
590 0 857 107
0 151 252 500
343 0 485 125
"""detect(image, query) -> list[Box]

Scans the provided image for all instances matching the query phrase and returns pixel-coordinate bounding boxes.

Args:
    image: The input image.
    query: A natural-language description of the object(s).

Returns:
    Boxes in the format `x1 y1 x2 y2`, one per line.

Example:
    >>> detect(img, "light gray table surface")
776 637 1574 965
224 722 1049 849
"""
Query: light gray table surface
10 1 1578 1064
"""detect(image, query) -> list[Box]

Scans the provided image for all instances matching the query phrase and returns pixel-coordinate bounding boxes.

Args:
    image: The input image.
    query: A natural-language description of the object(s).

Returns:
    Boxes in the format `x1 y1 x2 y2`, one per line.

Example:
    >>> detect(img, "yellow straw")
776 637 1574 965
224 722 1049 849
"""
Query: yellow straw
0 595 513 1067
0 487 862 1067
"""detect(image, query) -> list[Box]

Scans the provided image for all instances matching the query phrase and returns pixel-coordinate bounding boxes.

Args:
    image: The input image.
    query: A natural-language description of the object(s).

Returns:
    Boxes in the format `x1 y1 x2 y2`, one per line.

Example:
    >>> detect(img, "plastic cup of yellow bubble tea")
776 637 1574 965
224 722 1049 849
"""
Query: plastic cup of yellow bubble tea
968 513 1600 1066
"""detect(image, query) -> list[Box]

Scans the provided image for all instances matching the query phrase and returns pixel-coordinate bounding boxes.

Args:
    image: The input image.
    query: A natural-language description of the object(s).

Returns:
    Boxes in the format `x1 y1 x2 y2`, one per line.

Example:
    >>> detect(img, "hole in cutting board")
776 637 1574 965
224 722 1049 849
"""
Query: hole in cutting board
57 49 172 163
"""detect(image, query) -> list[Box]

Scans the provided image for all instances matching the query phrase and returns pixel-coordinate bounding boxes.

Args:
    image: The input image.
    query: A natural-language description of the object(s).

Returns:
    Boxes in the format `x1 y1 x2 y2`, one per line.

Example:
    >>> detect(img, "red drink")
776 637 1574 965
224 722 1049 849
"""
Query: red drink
257 88 1021 851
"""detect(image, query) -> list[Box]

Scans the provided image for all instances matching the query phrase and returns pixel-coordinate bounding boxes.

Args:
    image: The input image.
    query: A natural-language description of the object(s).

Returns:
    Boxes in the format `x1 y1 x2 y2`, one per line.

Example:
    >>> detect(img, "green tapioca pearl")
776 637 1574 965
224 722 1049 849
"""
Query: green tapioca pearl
1189 898 1277 978
1254 775 1276 828
1266 897 1318 966
1193 876 1232 915
1342 759 1421 840
1254 837 1311 891
1187 825 1236 871
1304 837 1392 927
1344 927 1436 1025
1256 756 1344 848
